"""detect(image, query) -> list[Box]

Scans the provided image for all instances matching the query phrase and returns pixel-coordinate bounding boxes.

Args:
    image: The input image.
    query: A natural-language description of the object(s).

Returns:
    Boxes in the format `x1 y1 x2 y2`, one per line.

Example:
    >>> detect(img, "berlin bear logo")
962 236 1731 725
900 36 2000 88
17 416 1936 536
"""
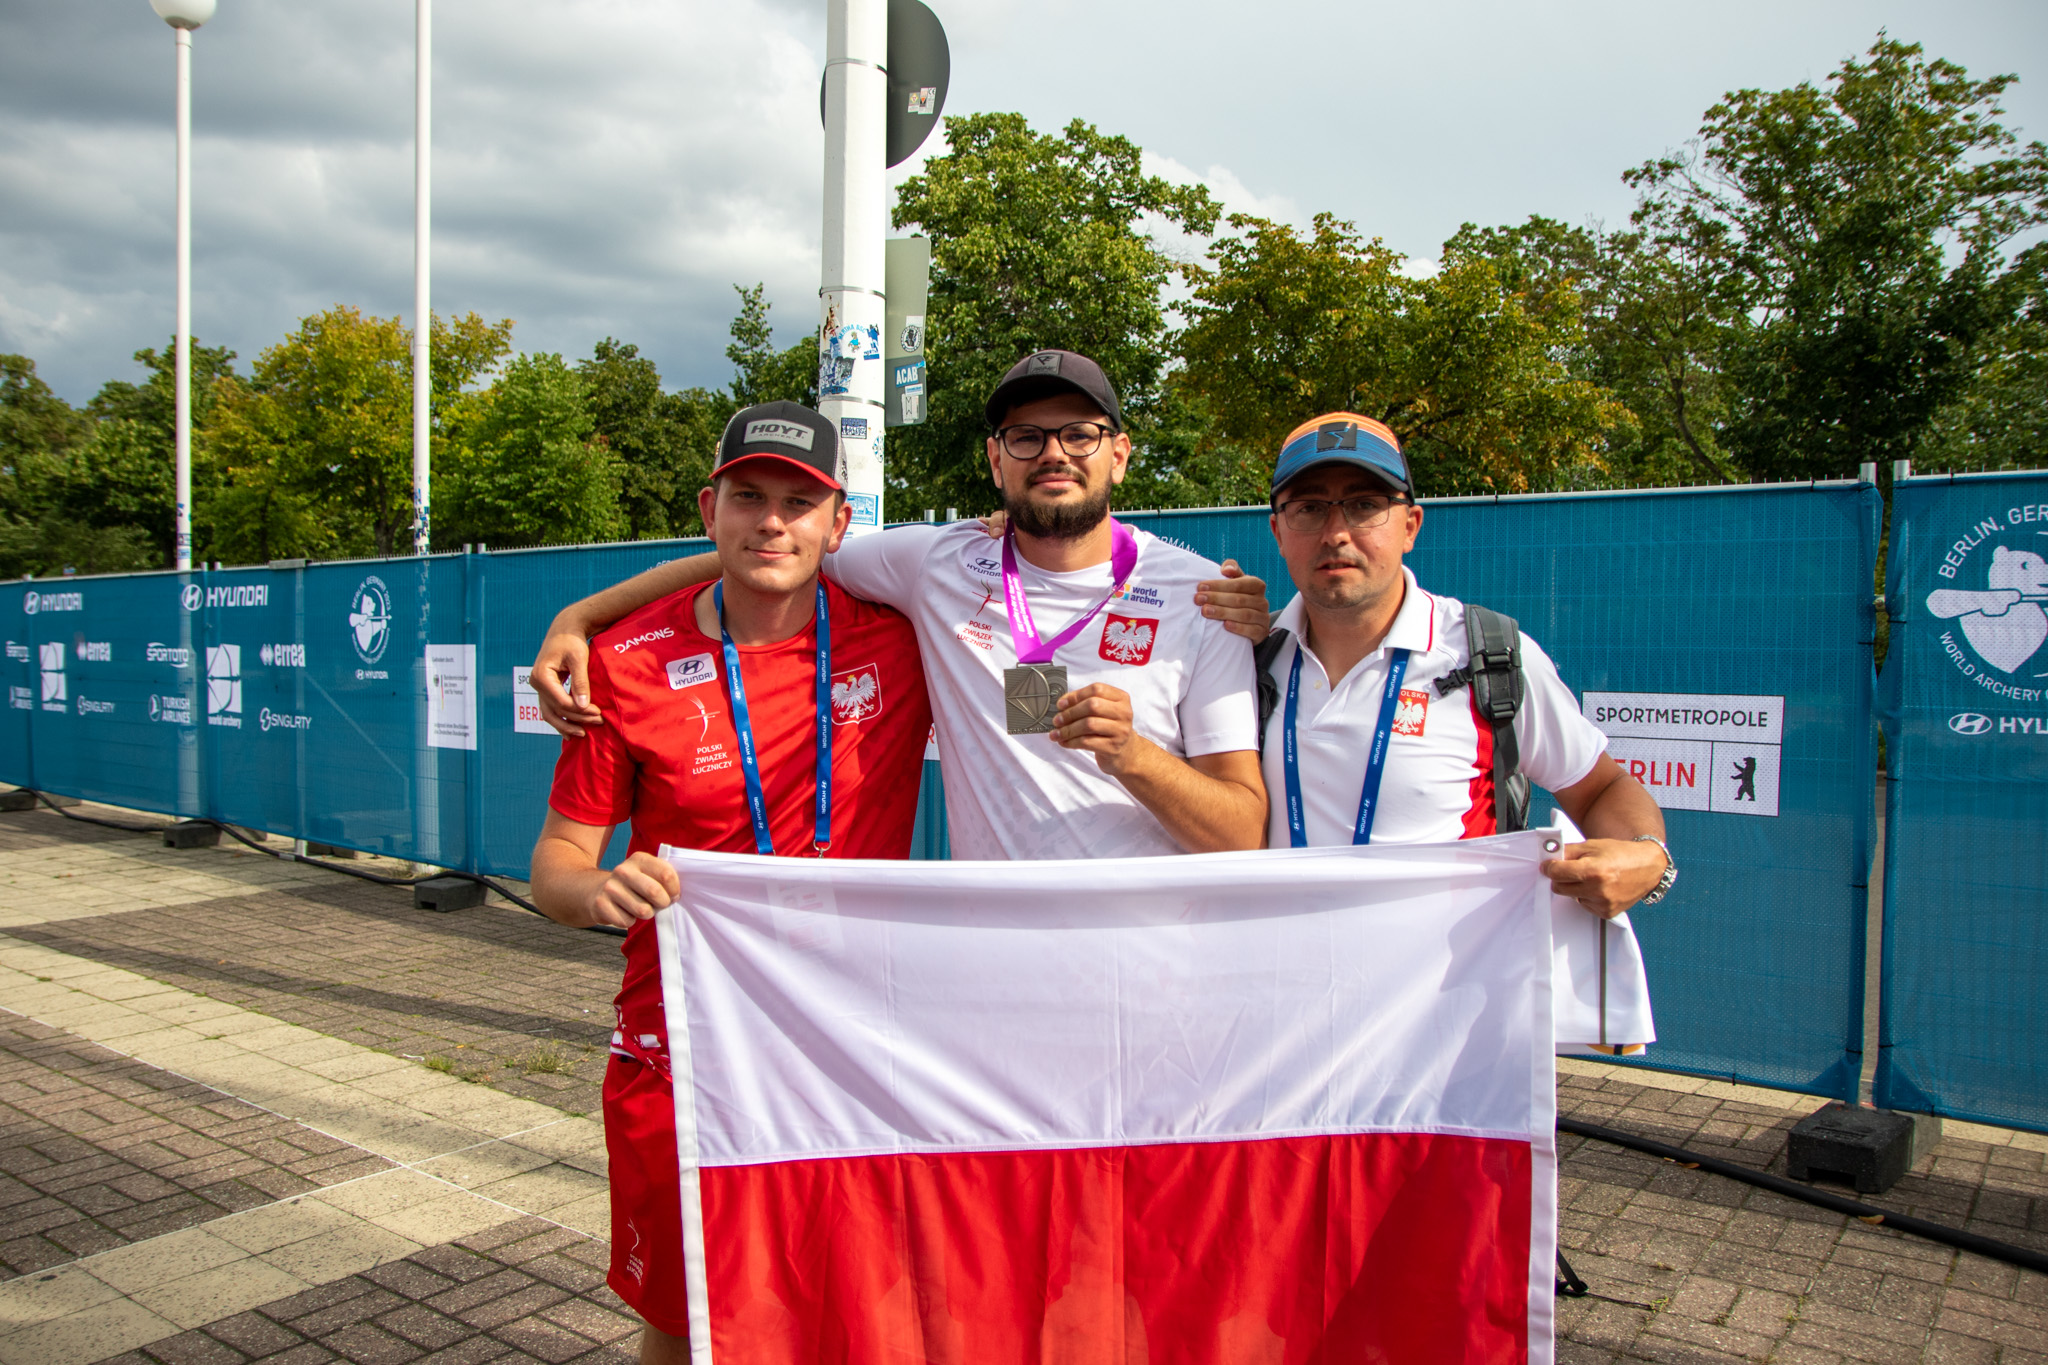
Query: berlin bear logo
1928 544 2048 675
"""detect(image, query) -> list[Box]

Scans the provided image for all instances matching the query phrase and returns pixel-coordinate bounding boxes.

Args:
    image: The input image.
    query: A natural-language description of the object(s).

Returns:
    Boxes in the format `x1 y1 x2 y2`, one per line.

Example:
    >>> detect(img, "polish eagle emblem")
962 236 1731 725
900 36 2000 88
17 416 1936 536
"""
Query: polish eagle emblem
1099 614 1158 666
831 664 882 723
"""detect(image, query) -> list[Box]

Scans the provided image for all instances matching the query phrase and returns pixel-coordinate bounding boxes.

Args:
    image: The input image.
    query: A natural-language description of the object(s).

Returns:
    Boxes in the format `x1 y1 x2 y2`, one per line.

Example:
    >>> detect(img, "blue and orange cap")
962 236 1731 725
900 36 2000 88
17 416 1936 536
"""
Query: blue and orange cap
1270 412 1411 502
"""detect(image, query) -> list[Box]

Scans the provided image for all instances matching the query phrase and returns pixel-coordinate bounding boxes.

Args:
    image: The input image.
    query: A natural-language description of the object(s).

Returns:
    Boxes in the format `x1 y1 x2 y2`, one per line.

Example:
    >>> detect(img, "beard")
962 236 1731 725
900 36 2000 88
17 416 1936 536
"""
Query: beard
1004 468 1113 540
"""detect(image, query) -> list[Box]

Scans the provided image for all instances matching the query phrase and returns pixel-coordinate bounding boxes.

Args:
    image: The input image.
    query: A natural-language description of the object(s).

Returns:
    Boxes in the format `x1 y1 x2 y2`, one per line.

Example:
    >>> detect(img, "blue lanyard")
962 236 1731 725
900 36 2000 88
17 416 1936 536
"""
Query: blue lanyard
713 579 831 856
1283 640 1410 848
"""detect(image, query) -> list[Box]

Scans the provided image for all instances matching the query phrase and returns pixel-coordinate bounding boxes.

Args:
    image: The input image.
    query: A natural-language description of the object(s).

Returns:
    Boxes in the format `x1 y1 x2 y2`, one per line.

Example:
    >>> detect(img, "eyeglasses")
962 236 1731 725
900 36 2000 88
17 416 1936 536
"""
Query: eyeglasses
1275 494 1410 534
995 422 1115 460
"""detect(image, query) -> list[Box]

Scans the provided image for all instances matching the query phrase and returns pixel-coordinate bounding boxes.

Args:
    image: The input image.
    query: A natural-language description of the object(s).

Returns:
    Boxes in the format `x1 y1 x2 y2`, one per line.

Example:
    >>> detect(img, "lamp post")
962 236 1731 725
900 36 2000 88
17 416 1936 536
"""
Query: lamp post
819 0 888 536
149 0 215 572
412 0 431 555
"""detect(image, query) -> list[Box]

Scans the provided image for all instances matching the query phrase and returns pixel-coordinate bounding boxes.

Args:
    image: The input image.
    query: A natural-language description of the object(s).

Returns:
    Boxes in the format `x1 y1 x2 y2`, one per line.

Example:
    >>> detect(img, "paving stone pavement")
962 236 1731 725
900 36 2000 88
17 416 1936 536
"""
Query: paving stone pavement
0 800 2042 1364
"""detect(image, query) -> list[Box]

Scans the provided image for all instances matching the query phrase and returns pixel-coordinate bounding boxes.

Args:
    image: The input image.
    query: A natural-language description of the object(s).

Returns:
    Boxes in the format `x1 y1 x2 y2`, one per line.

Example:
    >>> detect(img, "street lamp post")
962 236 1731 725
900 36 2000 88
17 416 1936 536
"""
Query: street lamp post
413 0 431 555
150 0 216 572
819 0 888 536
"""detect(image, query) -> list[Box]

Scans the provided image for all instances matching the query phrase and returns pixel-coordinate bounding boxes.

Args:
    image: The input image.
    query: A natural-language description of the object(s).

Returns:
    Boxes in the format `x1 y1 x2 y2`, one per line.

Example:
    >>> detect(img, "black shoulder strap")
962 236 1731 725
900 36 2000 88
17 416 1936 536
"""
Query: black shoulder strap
1435 605 1530 833
1252 626 1292 756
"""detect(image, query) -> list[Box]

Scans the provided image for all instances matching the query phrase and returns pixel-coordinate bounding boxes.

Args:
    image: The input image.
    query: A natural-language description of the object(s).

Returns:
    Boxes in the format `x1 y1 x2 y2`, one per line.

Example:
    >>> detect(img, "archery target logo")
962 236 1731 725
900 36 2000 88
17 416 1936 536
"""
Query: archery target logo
1927 506 2048 683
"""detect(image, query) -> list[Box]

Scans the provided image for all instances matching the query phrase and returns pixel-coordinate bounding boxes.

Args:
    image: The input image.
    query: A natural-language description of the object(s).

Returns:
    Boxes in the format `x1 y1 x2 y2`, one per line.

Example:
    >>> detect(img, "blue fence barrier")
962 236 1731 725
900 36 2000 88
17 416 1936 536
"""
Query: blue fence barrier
1876 471 2048 1132
0 481 1890 1103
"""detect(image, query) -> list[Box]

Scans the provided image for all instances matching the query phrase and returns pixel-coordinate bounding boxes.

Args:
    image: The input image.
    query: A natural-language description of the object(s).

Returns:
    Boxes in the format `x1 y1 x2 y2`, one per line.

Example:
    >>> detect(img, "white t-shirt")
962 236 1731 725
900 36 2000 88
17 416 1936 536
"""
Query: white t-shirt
825 522 1257 860
1260 567 1607 848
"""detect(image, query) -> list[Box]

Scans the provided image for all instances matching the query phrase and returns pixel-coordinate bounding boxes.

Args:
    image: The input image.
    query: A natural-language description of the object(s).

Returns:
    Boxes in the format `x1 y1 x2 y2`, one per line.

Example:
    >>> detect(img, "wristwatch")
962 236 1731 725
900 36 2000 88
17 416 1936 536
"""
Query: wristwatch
1633 834 1677 905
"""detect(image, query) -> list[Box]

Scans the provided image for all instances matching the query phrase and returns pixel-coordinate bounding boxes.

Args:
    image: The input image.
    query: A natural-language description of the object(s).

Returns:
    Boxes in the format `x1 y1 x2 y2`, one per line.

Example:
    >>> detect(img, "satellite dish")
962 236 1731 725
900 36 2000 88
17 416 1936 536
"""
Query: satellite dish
820 0 951 168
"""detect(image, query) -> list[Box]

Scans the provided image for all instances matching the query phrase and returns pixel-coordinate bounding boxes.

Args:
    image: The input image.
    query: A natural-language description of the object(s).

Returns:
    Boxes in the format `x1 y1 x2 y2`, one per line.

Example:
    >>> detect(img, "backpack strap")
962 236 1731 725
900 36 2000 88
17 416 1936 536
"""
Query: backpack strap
1252 625 1292 755
1434 604 1530 833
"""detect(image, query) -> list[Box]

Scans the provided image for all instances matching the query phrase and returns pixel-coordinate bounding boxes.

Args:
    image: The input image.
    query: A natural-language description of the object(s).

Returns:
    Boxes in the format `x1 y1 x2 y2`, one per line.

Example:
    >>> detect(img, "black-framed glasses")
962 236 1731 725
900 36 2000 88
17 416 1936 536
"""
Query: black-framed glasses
1275 494 1410 534
996 422 1114 460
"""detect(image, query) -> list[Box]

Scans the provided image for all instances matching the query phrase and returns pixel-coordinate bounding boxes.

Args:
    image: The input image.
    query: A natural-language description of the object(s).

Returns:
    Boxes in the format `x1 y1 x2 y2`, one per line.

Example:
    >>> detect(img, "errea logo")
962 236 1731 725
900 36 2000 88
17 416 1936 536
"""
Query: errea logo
742 419 816 451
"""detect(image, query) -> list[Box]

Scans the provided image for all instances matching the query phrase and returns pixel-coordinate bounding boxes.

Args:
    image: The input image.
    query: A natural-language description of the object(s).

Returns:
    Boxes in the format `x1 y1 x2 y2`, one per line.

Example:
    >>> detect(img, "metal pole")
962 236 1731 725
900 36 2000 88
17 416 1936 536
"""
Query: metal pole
412 0 432 555
174 25 193 571
819 0 888 535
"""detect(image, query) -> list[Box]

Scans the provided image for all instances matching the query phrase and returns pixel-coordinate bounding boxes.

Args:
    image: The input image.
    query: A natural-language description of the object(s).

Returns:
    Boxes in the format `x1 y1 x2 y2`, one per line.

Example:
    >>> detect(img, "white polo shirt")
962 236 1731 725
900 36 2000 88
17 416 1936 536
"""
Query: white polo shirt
1260 567 1607 847
826 522 1257 860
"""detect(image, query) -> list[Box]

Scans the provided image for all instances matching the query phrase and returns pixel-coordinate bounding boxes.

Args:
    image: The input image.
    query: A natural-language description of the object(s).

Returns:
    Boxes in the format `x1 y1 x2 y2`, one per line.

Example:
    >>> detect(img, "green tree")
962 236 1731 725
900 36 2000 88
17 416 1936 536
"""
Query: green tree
580 338 725 540
1628 36 2048 481
205 307 512 560
890 113 1221 515
1916 257 2048 471
725 284 818 412
1177 213 1631 495
440 352 625 547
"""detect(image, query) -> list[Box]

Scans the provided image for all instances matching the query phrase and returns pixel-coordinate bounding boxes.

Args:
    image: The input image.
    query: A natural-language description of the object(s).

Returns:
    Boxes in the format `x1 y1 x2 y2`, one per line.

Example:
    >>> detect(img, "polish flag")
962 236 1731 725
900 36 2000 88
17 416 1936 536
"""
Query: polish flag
655 834 1561 1364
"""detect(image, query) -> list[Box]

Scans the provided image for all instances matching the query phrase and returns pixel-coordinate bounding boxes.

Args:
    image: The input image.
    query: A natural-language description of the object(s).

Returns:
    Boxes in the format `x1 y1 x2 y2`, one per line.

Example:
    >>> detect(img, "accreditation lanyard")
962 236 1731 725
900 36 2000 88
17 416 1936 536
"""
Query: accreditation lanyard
1000 520 1141 663
1282 641 1411 849
713 579 831 857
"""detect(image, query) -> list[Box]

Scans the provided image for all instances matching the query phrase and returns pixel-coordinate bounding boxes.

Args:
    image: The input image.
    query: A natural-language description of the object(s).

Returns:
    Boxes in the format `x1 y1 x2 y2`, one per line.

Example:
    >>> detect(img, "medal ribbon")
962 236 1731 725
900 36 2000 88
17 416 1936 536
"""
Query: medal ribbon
714 578 832 856
1283 640 1411 848
1000 519 1140 664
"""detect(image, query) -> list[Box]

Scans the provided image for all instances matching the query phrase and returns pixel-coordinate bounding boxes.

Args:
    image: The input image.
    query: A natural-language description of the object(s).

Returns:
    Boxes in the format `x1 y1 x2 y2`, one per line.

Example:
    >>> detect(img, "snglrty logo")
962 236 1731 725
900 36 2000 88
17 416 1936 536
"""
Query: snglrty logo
349 577 392 664
1949 712 1993 735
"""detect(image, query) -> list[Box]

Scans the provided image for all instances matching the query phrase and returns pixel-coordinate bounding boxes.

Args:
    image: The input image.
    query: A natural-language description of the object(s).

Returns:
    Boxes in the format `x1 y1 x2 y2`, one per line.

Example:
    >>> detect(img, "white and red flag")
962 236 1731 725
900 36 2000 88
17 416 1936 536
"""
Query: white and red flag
655 833 1561 1364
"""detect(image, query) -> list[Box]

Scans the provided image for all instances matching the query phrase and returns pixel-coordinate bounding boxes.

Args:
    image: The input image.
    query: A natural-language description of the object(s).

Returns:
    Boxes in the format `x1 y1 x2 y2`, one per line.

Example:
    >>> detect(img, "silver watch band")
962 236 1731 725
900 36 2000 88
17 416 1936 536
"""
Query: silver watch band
1633 833 1677 905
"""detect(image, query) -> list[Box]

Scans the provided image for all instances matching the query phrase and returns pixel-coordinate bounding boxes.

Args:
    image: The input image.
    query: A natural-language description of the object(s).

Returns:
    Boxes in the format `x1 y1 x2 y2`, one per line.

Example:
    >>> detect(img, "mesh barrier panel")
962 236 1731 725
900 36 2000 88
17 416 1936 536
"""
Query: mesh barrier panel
1876 474 2048 1132
0 486 1884 1098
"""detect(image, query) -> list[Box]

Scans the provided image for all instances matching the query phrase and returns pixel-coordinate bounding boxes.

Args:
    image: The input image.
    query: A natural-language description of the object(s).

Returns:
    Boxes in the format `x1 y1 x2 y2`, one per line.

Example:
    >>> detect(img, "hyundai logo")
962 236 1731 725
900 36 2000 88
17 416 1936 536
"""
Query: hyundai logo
180 583 203 612
1949 712 1992 735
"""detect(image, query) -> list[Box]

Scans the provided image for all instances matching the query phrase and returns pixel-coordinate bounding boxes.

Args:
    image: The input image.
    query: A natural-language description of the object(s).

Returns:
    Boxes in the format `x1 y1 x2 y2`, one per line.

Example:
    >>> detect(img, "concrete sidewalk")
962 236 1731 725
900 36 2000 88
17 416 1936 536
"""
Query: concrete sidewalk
0 802 2040 1364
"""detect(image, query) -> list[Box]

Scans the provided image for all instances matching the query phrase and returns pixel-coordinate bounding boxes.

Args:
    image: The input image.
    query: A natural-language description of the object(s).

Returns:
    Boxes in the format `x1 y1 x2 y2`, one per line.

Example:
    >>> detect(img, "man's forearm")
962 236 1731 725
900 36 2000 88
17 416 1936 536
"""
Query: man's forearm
530 837 608 927
553 554 720 635
1112 744 1268 853
1576 773 1665 843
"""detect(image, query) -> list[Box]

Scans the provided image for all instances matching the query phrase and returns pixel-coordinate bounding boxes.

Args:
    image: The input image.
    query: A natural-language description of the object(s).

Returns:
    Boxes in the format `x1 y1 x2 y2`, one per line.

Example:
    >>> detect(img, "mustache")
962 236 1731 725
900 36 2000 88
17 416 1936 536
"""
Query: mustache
1027 464 1088 486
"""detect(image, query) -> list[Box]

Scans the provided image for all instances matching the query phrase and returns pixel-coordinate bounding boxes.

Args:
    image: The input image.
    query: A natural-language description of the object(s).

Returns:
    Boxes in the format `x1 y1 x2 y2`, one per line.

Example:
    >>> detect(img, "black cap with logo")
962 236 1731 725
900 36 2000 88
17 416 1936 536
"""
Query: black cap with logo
713 401 842 490
984 350 1123 431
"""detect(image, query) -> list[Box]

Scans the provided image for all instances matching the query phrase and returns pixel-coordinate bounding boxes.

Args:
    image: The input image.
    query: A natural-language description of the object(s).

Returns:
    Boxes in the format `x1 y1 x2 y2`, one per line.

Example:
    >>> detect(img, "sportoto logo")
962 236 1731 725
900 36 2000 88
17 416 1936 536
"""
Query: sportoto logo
181 583 202 612
349 576 392 664
1949 712 1993 735
1928 509 2048 679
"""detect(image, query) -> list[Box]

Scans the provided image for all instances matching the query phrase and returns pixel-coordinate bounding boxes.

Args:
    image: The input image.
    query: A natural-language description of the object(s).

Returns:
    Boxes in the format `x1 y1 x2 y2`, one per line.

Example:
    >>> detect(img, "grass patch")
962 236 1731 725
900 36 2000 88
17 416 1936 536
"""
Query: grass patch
422 1055 455 1074
516 1041 574 1076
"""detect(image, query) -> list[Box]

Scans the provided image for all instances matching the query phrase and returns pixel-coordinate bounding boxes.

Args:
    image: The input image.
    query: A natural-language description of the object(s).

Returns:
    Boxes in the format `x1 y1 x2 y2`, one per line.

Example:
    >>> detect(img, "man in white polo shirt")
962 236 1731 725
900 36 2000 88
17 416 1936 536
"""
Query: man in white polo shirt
530 350 1268 859
1260 412 1673 915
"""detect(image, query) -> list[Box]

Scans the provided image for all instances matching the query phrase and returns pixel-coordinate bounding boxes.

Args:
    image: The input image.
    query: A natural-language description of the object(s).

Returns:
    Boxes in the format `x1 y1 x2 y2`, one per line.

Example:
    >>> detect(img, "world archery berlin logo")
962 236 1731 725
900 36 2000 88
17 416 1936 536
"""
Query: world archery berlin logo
349 576 392 664
1926 504 2048 692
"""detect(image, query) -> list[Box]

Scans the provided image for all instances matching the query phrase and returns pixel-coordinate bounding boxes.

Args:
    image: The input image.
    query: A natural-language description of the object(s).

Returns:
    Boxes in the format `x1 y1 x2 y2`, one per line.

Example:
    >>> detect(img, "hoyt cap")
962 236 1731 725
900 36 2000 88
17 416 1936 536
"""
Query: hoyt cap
714 401 842 490
984 350 1124 431
1271 412 1412 500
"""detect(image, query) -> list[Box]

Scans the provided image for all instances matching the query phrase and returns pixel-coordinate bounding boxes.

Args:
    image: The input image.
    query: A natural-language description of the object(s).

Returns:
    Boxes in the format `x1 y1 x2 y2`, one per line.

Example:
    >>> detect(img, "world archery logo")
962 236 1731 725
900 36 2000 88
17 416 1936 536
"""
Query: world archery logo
1927 507 2048 699
349 576 392 665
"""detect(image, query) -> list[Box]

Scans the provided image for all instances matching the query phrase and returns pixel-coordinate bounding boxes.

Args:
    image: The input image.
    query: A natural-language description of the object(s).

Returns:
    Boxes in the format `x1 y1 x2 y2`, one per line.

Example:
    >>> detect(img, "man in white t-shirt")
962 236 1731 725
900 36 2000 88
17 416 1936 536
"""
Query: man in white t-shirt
530 350 1268 859
1259 412 1674 917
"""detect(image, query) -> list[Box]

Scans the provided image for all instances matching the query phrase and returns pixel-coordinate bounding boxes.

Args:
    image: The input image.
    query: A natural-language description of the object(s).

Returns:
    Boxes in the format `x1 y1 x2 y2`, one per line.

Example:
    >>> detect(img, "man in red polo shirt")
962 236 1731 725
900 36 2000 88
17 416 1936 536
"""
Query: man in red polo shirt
530 401 931 1364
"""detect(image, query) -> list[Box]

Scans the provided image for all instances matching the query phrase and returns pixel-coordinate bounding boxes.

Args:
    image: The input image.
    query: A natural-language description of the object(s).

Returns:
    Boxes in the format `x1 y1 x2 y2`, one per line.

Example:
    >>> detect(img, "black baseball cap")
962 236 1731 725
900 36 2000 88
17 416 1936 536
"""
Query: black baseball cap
713 401 842 490
984 350 1123 431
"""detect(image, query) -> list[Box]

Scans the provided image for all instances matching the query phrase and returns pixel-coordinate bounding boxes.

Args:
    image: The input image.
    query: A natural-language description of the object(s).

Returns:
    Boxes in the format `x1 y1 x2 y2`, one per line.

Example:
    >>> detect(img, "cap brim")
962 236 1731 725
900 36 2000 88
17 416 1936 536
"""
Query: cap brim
713 452 843 492
1272 454 1410 499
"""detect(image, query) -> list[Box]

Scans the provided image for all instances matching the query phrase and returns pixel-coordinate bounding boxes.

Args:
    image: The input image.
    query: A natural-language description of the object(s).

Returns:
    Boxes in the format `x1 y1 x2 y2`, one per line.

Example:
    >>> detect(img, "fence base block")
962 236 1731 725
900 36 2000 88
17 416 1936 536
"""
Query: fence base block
163 821 220 850
305 842 357 859
1788 1104 1915 1194
0 789 77 811
415 877 485 913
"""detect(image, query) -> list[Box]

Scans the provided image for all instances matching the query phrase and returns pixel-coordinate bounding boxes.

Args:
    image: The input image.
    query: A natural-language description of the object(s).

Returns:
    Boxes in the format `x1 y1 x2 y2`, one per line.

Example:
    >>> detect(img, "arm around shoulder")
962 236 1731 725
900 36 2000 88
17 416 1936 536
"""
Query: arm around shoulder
531 554 720 735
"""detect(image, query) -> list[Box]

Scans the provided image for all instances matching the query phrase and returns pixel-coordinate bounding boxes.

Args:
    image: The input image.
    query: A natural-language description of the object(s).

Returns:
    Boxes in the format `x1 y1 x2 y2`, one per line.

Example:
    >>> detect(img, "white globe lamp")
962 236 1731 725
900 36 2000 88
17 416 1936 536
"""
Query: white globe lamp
150 0 216 28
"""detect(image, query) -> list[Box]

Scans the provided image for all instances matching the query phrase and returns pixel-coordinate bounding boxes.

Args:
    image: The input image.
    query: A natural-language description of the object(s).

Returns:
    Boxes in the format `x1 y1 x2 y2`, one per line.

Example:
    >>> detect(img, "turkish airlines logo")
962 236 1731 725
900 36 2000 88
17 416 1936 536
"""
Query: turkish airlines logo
1099 614 1156 665
1393 688 1429 736
1949 712 1992 735
831 663 882 724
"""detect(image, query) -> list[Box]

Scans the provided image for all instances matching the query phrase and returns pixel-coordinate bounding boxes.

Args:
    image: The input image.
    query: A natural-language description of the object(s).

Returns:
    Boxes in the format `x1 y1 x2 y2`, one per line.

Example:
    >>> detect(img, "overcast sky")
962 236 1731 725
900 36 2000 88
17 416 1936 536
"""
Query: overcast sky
4 0 2044 405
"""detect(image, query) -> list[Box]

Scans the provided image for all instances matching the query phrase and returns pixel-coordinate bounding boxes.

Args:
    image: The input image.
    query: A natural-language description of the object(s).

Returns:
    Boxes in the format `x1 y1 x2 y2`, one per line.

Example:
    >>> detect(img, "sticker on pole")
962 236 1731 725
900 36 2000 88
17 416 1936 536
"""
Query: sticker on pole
1581 691 1784 817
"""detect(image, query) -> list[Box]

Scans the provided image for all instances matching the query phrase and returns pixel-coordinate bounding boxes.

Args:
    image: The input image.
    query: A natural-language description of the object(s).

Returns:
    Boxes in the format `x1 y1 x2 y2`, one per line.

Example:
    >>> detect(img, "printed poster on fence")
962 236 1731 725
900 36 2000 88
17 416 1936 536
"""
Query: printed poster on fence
425 644 476 750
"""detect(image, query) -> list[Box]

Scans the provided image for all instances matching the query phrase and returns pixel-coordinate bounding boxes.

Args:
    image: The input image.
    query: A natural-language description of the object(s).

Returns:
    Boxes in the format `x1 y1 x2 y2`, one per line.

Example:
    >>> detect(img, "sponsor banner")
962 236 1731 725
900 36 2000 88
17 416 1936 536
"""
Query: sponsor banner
148 693 194 726
206 644 242 727
145 642 192 667
182 583 270 611
656 837 1559 1363
259 643 306 668
349 576 393 678
23 589 84 615
426 644 477 750
1584 691 1783 817
511 668 554 736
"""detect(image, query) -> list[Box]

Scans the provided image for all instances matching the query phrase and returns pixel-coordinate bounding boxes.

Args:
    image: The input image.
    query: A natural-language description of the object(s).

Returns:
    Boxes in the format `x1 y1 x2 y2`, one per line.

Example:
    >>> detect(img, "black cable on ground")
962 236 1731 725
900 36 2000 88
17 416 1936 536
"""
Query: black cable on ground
1561 1116 2048 1276
19 788 628 940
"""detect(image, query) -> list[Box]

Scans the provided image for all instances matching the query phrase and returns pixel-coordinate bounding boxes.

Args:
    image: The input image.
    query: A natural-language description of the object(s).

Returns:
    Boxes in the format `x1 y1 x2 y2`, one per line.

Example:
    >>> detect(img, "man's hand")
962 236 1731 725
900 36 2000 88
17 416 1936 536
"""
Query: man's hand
1541 839 1669 919
1195 560 1272 641
1050 682 1143 774
532 620 602 737
579 852 681 930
